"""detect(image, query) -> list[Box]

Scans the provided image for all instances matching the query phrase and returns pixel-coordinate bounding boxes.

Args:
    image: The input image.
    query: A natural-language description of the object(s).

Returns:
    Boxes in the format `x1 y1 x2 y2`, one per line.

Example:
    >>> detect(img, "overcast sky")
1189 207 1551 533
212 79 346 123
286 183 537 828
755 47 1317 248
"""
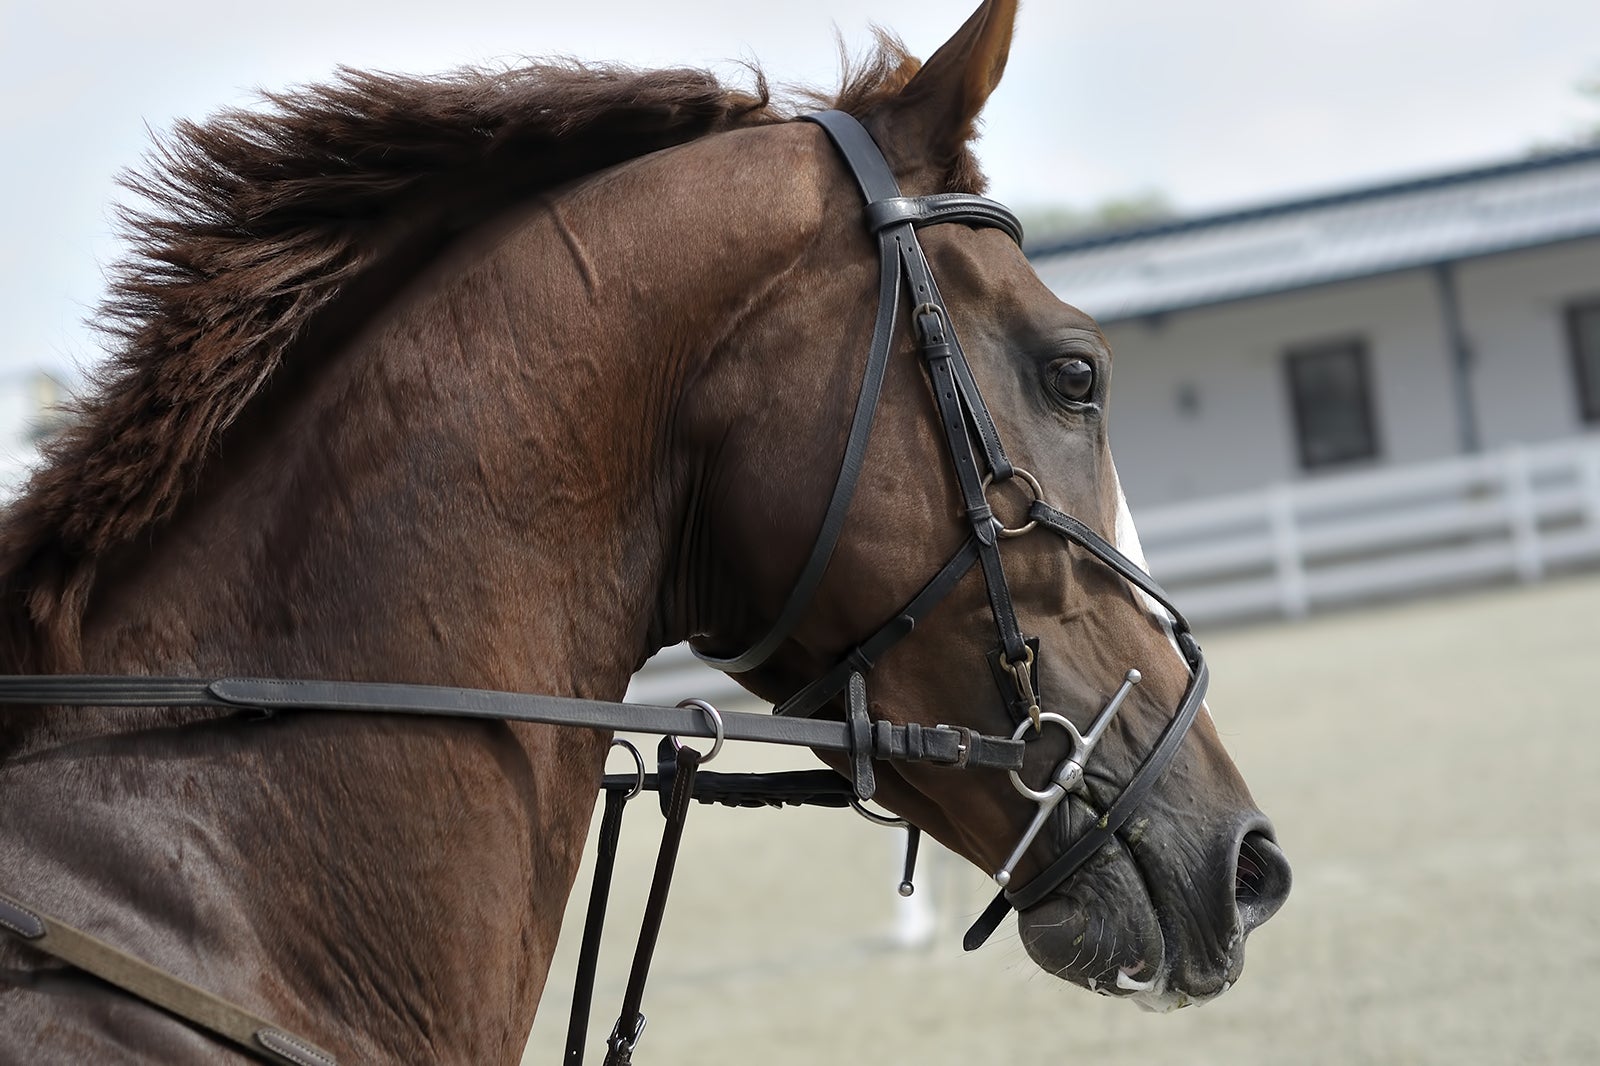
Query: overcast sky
3 0 1597 379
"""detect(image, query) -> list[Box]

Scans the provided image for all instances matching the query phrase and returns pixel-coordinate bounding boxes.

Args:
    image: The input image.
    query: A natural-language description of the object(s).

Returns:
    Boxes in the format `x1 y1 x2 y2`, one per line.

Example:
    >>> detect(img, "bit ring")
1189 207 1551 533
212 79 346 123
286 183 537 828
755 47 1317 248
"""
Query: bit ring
1006 712 1084 802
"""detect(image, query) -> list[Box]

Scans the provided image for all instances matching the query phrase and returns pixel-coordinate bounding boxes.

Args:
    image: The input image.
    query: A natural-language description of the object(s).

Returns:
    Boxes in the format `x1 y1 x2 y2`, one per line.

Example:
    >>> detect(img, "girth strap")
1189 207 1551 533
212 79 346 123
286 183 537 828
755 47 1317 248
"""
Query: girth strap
0 892 335 1066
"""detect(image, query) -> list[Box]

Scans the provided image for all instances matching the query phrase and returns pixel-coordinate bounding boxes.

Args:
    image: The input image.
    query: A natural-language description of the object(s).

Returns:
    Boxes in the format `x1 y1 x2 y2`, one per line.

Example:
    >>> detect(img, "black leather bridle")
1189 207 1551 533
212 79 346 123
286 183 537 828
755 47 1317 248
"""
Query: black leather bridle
696 110 1210 950
0 109 1210 1062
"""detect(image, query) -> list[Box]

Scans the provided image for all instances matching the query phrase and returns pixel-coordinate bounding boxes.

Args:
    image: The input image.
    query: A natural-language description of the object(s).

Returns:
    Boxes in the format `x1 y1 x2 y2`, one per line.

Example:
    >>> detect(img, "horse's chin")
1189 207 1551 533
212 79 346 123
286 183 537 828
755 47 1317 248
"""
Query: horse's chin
1015 848 1234 1013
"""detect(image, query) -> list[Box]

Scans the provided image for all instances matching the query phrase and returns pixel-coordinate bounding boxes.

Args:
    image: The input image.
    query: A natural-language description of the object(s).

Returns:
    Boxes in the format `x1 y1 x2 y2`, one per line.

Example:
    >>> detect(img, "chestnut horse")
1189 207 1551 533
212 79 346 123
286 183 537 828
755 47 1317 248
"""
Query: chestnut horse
0 1 1288 1061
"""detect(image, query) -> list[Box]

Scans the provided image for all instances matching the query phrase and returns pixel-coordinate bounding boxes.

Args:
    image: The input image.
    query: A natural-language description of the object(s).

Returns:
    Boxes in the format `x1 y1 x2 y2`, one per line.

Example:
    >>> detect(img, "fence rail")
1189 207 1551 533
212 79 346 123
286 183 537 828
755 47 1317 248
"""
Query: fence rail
1137 434 1600 625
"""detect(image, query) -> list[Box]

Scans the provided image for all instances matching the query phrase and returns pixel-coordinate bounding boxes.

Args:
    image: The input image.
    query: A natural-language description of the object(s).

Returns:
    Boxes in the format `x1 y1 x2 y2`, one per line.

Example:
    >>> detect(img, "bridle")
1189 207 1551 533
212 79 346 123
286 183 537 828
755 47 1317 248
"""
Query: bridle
0 110 1209 1063
695 110 1210 949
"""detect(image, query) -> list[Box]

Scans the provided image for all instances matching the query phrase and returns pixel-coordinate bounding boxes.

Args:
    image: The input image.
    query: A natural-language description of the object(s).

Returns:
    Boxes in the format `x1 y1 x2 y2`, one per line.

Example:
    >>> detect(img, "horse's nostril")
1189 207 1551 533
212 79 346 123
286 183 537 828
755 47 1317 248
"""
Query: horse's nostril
1234 829 1291 934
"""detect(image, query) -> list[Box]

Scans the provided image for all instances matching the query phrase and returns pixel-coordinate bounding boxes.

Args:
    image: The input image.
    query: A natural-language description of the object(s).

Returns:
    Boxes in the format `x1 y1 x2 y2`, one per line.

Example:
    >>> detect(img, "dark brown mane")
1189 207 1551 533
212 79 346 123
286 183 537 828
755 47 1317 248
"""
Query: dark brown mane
0 34 984 672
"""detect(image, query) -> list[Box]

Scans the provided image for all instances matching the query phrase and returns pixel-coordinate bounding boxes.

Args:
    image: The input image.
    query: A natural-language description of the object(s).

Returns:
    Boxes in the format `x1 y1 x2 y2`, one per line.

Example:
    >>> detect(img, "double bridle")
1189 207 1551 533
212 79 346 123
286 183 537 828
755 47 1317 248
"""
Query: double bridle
0 111 1208 1063
696 110 1210 948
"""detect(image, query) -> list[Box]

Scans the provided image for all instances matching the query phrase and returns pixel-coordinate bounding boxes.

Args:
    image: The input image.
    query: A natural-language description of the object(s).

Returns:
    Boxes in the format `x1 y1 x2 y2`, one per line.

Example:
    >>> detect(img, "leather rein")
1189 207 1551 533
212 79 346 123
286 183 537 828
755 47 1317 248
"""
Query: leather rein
0 111 1207 1064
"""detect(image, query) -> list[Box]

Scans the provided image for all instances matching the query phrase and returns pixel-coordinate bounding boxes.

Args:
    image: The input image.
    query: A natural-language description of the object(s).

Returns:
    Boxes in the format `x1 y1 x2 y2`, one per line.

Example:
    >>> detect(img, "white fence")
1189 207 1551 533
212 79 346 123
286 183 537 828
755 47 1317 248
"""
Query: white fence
630 435 1600 701
1137 434 1600 625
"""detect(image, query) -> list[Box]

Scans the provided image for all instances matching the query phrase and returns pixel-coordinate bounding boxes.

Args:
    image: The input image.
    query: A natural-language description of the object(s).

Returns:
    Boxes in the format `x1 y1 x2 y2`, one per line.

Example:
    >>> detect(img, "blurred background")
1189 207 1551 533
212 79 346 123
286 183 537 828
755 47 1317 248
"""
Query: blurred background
2 2 1598 1063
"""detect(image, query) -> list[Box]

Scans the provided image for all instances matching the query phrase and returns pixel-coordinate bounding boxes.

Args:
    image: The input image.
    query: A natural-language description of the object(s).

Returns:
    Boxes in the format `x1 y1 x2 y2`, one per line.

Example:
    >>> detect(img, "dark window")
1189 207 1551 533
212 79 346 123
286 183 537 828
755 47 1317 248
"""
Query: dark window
1285 338 1380 470
1569 299 1600 424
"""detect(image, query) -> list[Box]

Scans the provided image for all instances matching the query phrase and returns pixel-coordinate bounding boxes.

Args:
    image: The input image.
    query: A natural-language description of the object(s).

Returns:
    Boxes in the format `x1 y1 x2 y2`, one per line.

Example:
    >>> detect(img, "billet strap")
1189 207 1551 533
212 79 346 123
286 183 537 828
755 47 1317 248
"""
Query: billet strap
0 893 334 1066
603 743 702 1066
0 675 1025 773
902 243 1029 668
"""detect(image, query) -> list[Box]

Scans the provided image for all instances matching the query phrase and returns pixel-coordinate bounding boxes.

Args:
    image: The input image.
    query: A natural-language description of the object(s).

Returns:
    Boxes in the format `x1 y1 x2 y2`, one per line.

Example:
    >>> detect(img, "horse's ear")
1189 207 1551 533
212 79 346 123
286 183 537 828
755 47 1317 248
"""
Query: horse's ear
879 0 1018 173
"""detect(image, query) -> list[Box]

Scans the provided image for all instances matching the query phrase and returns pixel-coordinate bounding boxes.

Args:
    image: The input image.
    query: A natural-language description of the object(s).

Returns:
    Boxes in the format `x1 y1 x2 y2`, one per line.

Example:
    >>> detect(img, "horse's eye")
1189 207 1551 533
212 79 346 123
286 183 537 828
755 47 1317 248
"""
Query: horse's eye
1049 358 1096 403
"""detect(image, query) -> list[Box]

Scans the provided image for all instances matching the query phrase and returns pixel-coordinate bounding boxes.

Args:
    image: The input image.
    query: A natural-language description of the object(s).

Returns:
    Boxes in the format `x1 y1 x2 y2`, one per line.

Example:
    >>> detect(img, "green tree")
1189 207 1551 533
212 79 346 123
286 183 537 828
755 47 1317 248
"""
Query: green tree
1016 190 1174 246
1582 73 1600 143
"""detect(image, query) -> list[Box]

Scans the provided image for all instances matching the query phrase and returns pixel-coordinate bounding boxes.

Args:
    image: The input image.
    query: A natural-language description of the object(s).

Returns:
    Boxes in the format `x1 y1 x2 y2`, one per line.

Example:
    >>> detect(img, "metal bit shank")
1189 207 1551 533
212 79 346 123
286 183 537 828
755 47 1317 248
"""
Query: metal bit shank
994 669 1141 888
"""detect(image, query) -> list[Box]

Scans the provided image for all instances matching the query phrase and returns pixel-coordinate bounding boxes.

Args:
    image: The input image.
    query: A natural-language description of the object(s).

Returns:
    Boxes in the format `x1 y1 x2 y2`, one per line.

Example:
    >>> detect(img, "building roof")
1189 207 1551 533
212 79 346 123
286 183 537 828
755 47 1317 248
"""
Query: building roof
1027 144 1600 323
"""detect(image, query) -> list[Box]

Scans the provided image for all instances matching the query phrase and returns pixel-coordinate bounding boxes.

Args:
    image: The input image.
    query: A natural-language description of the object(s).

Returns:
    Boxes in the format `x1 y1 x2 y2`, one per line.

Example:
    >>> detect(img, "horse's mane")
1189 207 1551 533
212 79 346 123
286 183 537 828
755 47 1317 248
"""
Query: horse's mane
0 34 985 671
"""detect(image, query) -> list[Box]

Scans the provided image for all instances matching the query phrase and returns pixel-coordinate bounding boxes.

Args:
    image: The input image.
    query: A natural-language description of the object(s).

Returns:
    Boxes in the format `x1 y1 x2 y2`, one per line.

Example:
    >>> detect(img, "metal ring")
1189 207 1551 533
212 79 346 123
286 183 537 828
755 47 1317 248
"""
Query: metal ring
671 699 724 765
608 738 646 800
848 798 909 829
981 465 1044 538
1006 711 1084 802
1000 643 1035 676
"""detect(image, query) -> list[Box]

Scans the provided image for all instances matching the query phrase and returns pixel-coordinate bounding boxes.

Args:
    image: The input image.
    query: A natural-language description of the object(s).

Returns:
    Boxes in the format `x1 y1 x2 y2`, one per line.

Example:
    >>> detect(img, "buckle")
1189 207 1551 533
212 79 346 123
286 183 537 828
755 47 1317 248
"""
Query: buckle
607 1012 647 1062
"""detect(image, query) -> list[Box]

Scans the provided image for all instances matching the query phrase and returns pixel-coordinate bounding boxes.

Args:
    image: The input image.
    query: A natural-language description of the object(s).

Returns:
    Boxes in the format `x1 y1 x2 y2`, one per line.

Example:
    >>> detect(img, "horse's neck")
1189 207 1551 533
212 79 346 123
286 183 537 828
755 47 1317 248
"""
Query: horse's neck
0 195 733 1060
81 217 689 698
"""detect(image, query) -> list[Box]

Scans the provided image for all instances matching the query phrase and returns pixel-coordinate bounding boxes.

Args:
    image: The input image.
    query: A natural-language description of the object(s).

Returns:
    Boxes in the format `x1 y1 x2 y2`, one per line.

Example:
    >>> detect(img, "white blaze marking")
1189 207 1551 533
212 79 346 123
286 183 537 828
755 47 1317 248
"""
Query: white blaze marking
1110 462 1213 722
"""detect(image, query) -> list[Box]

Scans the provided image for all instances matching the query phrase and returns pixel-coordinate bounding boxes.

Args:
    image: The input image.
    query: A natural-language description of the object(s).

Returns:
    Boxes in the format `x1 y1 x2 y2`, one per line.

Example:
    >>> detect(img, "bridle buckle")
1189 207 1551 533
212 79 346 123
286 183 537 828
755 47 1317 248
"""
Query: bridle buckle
1001 645 1041 731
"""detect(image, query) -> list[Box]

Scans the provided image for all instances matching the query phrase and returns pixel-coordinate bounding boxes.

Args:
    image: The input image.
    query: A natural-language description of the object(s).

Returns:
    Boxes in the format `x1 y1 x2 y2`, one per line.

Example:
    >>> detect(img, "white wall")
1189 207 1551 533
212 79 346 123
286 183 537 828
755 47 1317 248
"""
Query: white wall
1457 238 1600 446
1088 235 1600 510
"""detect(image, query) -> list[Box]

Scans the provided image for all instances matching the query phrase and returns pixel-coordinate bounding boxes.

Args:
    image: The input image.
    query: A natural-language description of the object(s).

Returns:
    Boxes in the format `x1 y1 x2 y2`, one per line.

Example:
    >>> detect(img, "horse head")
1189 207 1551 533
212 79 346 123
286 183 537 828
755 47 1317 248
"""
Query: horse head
677 0 1290 1008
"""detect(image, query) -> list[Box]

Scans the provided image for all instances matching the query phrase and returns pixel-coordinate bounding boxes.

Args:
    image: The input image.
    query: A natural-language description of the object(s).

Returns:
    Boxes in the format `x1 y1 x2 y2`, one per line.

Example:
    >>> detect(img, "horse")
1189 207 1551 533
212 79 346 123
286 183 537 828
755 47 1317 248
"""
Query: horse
0 1 1290 1060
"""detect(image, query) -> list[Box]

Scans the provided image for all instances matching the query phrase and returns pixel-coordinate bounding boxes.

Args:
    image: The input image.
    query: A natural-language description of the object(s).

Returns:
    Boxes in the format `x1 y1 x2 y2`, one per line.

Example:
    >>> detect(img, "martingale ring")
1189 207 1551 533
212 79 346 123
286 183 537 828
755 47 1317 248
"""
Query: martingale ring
608 738 647 800
671 698 724 764
981 466 1044 538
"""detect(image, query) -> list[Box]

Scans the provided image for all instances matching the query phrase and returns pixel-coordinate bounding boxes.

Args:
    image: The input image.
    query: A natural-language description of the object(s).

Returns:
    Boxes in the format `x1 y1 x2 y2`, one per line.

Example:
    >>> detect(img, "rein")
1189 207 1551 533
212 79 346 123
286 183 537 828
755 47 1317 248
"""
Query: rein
0 676 1016 1064
0 111 1208 1063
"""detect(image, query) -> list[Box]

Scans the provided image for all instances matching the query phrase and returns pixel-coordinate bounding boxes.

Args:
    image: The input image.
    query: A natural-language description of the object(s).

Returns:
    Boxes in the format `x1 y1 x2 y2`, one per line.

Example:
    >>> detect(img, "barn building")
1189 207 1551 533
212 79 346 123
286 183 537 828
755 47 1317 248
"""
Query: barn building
1023 145 1600 625
1031 144 1600 509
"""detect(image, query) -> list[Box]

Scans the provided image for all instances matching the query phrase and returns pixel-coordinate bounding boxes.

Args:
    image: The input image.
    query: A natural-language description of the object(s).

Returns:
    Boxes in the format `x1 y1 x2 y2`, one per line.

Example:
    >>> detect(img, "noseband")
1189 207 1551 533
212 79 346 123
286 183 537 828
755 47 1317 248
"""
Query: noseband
695 111 1209 949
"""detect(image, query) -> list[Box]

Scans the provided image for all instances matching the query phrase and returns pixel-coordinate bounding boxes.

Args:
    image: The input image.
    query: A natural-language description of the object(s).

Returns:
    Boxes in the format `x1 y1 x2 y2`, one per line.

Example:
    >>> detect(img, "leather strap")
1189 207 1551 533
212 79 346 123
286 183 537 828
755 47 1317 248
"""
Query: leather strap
603 743 701 1065
694 201 904 674
600 769 855 810
0 676 1025 772
773 538 981 719
695 109 1022 675
1026 501 1195 632
963 655 1211 950
0 893 334 1066
802 110 905 202
865 194 1025 245
565 788 631 1065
